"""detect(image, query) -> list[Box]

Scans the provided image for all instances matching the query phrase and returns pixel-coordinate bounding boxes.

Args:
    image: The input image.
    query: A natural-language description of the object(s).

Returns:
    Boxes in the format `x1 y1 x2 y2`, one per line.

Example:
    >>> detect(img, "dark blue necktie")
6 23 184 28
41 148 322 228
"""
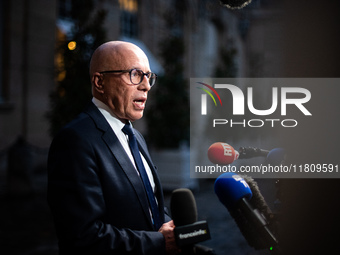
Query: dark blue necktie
122 123 162 230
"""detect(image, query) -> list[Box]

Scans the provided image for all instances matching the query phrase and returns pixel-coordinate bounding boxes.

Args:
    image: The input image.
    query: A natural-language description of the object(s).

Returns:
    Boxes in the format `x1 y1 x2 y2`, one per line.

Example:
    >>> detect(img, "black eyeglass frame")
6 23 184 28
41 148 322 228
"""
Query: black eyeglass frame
99 69 157 87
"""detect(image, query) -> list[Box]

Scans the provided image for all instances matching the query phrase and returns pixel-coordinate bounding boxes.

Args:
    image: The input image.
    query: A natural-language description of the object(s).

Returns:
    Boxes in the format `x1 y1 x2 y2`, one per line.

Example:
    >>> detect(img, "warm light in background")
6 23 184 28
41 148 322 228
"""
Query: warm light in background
119 0 138 13
68 41 77 50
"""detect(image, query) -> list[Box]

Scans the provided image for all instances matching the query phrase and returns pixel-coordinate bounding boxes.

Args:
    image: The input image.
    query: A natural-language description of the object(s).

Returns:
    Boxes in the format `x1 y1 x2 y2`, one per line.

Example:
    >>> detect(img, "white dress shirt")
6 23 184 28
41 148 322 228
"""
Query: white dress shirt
92 97 156 193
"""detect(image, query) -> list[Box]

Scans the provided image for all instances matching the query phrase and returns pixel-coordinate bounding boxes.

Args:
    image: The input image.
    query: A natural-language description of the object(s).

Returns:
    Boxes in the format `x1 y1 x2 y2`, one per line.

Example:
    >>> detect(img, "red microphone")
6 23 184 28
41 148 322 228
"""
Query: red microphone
207 142 239 165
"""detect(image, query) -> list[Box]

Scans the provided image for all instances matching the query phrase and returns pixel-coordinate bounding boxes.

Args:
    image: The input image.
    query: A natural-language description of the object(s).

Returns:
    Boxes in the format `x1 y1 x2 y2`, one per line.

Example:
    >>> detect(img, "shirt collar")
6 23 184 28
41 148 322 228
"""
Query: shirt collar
92 97 131 132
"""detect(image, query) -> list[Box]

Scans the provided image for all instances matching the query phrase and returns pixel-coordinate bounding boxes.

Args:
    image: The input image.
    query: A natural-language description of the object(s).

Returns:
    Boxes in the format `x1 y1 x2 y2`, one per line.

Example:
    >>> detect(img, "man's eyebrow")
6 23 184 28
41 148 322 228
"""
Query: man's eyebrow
129 65 151 70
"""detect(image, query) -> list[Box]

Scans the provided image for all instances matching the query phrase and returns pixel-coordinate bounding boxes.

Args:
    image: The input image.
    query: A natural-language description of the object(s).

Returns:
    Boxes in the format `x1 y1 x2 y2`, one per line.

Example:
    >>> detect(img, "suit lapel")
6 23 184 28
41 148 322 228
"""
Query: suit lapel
84 102 155 229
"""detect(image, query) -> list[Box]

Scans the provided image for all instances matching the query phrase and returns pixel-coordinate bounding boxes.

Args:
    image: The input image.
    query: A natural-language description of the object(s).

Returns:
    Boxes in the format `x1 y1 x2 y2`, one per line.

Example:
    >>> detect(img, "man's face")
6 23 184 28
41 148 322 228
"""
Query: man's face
101 47 152 123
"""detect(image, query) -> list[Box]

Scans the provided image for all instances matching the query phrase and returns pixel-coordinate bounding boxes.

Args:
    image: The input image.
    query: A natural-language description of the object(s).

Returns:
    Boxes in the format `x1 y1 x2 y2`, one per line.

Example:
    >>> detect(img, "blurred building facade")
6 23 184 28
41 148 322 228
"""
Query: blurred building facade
0 0 57 150
97 0 282 80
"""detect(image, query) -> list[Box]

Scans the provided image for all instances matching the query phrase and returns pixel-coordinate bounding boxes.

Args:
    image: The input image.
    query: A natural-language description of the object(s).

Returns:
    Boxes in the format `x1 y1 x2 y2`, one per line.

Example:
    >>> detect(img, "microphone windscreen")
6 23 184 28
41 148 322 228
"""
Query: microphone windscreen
242 175 272 220
208 142 236 165
170 188 197 226
214 172 252 209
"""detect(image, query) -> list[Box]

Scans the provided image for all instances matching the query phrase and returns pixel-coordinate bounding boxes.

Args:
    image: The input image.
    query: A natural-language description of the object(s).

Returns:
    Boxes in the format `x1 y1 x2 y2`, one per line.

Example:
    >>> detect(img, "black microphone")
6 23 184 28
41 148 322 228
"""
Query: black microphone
219 0 252 9
238 146 270 159
214 173 282 254
170 188 211 253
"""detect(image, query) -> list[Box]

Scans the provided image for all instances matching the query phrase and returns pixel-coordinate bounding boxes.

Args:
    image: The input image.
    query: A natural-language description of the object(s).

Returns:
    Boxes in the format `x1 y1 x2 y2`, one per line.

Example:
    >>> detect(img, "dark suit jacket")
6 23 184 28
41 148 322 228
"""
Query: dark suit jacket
47 102 170 255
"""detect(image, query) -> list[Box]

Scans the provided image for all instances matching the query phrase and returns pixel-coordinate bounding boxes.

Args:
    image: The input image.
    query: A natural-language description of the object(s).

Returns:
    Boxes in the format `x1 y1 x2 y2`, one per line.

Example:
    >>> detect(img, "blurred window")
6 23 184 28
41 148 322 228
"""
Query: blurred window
119 0 138 38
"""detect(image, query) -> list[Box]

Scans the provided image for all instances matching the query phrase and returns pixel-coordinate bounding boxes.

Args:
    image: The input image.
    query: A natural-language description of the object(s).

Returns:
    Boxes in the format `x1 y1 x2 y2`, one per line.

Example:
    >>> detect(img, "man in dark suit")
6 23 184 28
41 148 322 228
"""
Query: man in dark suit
47 41 179 254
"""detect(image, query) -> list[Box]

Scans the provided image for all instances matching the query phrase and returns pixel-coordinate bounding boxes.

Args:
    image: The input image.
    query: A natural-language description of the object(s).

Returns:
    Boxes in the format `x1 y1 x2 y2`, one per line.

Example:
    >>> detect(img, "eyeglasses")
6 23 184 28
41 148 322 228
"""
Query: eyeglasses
99 69 157 87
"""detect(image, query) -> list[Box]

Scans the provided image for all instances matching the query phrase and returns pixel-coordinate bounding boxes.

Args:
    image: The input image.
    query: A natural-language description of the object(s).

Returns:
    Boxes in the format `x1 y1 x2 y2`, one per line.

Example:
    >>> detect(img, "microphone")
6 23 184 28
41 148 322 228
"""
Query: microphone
207 142 239 165
265 148 286 165
208 142 285 168
214 173 282 254
238 147 269 159
170 189 211 252
219 0 252 9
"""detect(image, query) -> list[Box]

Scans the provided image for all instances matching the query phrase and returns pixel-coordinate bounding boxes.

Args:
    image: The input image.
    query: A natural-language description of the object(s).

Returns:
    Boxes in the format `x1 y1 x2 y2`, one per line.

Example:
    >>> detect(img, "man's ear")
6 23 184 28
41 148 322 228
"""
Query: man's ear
92 72 104 94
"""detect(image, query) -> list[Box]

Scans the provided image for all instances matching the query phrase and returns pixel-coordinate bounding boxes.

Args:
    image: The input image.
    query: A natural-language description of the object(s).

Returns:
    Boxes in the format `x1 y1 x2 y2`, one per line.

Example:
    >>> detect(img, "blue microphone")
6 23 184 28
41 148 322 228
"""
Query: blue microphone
214 172 252 209
266 148 286 165
214 173 282 254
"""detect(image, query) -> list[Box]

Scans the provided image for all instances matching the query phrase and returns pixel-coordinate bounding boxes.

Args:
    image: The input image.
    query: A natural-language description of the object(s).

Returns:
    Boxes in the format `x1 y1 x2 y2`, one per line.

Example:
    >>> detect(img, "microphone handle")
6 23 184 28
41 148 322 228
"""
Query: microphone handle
239 198 283 254
238 147 269 159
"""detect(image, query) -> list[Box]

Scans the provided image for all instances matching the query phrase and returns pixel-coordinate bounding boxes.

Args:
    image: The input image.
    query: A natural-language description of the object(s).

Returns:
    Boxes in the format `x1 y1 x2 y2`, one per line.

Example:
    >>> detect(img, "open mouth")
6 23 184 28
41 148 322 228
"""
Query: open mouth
133 98 146 108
